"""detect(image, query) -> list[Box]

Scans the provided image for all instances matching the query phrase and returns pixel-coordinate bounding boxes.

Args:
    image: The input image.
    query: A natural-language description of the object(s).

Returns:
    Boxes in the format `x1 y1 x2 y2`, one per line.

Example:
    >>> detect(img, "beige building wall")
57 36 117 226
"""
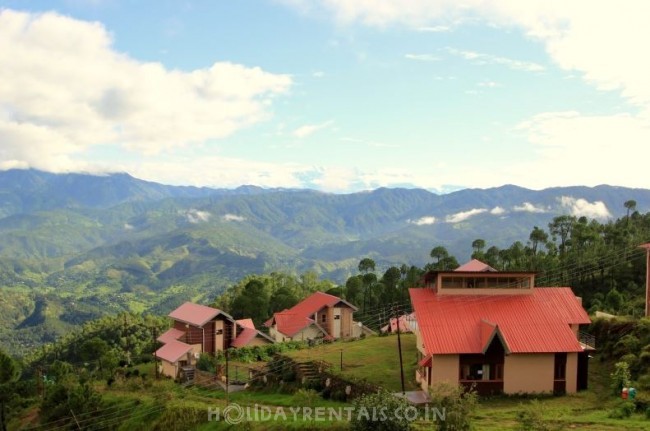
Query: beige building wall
566 352 578 393
340 308 352 338
160 360 177 378
245 335 273 347
430 355 459 386
292 324 323 341
214 320 224 352
504 354 554 394
415 329 425 353
269 326 285 342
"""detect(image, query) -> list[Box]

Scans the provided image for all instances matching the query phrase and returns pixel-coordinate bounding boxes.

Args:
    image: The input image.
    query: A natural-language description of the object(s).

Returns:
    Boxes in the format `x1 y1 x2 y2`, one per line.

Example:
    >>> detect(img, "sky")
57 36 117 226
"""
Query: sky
0 0 649 193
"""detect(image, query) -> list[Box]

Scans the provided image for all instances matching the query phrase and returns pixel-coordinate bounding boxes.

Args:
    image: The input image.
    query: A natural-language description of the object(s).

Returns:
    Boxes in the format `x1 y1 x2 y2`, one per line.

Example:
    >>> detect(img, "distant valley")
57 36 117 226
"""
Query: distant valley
1 168 649 355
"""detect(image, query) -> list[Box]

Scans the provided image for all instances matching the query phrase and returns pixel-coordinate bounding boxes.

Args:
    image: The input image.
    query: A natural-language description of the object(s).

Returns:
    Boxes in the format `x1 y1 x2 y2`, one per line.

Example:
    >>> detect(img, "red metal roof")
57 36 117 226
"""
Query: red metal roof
267 311 317 337
231 328 261 348
418 355 432 367
455 259 497 272
264 291 356 337
157 328 185 344
168 302 226 327
236 318 255 329
409 287 591 355
155 340 193 363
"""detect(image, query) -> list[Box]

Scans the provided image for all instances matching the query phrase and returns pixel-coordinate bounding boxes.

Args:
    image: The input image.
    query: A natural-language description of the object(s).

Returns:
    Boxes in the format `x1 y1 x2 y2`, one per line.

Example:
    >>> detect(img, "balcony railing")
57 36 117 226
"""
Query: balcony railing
579 331 596 349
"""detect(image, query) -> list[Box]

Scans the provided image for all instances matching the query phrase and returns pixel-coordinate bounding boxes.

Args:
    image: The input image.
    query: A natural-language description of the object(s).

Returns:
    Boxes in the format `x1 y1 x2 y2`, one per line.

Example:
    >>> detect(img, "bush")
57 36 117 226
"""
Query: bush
351 389 412 431
633 391 650 412
515 400 564 431
610 362 632 396
428 383 477 431
608 401 635 419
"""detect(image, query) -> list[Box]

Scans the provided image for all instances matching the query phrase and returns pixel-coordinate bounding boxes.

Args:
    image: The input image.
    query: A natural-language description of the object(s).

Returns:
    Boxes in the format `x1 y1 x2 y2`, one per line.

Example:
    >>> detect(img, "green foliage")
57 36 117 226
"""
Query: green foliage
515 399 564 431
428 383 477 431
40 378 102 427
350 389 412 431
610 362 632 396
0 349 20 386
607 401 635 419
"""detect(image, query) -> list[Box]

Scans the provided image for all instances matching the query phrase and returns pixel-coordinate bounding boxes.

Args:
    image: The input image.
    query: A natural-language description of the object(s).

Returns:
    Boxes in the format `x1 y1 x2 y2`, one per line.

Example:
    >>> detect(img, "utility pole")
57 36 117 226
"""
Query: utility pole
152 327 159 379
641 243 650 317
394 305 406 395
225 349 230 406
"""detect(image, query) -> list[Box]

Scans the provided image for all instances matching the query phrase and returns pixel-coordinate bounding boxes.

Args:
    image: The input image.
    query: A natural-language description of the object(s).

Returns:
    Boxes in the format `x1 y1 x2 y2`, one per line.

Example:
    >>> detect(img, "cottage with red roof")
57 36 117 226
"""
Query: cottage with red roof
155 302 274 378
410 260 593 395
264 291 371 342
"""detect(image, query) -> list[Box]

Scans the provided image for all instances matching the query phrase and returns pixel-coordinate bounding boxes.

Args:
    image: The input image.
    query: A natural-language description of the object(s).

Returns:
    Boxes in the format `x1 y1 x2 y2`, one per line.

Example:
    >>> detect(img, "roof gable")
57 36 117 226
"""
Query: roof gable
455 259 497 272
169 302 232 327
265 291 357 336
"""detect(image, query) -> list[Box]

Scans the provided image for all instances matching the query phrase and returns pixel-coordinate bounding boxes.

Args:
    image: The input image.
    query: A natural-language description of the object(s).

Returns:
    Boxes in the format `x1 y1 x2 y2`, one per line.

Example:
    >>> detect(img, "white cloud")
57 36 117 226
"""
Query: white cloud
446 48 544 72
123 223 134 230
185 209 211 224
222 213 247 222
490 206 506 215
445 208 487 223
513 111 650 189
0 9 291 171
478 81 500 88
404 53 439 62
292 120 334 138
408 216 436 225
417 25 451 32
513 202 548 213
277 1 650 190
312 71 325 78
559 196 611 220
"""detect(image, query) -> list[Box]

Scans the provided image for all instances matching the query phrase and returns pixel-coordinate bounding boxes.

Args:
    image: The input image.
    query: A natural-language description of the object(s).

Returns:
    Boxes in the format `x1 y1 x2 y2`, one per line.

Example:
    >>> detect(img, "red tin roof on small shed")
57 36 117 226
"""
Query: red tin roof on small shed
157 328 185 344
155 340 193 363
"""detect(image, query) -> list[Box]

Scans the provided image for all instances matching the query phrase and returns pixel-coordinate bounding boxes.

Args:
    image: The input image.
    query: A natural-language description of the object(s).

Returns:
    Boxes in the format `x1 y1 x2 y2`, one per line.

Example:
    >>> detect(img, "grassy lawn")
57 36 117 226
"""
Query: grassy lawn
469 357 649 430
285 333 419 392
64 340 648 430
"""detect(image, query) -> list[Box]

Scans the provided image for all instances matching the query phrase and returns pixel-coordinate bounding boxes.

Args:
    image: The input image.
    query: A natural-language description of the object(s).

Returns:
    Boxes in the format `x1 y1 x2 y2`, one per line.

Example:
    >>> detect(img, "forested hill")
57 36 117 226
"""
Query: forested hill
1 168 650 355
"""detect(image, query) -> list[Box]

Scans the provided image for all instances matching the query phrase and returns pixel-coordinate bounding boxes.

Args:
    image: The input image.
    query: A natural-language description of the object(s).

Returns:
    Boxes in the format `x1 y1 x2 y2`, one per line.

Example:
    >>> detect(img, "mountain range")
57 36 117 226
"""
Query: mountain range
1 168 649 355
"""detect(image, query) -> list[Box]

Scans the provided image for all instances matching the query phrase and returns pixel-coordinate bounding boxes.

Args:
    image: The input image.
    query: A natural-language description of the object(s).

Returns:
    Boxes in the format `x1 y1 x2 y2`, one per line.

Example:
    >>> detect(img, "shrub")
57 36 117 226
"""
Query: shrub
634 391 650 412
428 383 477 431
608 401 635 419
515 400 564 431
351 389 412 431
610 362 631 396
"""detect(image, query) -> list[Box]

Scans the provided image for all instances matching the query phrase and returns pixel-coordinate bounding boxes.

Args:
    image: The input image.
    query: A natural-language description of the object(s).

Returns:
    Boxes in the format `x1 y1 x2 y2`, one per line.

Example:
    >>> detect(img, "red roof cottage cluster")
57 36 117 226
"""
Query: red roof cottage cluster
155 302 273 379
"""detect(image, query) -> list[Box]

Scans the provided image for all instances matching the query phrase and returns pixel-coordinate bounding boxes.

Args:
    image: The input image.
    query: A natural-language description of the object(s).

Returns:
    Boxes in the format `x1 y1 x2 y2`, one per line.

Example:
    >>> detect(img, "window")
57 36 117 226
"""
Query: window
215 329 223 335
334 315 340 320
321 314 327 323
461 364 485 380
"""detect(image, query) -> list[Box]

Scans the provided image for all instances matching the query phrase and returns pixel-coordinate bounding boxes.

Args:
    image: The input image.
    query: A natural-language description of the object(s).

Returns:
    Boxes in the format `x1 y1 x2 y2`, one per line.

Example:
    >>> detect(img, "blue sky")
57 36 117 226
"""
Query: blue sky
0 0 648 192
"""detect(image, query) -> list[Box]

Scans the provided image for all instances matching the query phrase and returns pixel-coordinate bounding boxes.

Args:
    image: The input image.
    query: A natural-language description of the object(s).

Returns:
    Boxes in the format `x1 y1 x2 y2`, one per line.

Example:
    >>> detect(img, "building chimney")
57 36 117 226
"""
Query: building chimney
640 243 650 318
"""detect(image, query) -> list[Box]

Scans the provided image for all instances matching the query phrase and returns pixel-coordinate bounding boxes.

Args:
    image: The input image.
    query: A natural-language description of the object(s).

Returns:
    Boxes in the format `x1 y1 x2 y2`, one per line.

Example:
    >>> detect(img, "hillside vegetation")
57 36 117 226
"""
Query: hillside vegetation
2 169 650 355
